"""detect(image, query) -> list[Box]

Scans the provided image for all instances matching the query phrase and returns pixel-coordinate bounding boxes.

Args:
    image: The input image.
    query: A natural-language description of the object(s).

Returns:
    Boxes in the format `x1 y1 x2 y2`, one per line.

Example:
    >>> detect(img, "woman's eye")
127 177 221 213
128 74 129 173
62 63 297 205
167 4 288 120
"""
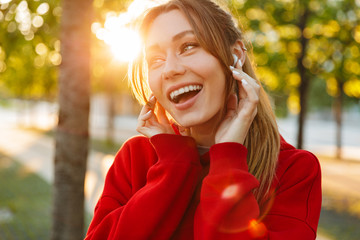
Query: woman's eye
148 57 165 67
180 42 199 54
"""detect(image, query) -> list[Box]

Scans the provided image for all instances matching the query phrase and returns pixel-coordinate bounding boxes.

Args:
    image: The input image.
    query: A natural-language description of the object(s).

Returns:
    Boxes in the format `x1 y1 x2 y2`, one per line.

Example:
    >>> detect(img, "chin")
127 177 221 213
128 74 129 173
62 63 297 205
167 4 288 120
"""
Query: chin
171 110 222 129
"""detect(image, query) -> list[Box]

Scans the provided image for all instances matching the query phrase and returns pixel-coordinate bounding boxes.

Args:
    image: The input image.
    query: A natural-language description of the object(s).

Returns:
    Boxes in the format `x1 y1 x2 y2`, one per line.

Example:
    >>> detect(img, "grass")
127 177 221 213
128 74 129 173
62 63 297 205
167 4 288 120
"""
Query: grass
318 192 360 240
36 127 121 155
90 137 121 155
0 151 94 239
319 208 360 240
0 126 116 240
0 152 52 240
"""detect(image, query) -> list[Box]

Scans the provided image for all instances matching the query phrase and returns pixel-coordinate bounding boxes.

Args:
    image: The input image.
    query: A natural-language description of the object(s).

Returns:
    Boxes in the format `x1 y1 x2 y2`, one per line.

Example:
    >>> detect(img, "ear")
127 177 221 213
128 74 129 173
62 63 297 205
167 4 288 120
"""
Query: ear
231 40 247 68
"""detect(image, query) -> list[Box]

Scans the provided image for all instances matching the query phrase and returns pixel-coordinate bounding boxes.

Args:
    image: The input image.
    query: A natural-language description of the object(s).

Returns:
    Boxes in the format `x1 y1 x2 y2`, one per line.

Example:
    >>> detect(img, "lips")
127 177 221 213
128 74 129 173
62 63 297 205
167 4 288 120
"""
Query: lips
169 84 203 104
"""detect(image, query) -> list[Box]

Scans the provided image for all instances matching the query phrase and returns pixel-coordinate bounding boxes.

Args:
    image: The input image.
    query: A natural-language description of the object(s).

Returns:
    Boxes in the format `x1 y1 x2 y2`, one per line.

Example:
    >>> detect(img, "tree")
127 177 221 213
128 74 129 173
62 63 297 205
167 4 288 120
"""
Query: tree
307 0 360 159
51 0 92 239
295 0 311 149
290 0 360 159
230 0 313 149
230 0 360 152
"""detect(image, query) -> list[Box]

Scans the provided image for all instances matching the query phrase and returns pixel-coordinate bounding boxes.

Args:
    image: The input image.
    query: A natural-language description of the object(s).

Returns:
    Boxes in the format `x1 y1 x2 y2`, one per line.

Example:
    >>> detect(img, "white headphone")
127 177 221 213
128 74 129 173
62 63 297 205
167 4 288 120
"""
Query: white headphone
232 54 243 67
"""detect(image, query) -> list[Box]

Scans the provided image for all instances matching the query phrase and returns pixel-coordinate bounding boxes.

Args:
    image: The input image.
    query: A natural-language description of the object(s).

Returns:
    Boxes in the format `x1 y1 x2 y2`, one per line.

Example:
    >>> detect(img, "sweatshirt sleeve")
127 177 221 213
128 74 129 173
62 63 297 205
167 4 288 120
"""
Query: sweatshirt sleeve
194 143 321 240
85 134 202 240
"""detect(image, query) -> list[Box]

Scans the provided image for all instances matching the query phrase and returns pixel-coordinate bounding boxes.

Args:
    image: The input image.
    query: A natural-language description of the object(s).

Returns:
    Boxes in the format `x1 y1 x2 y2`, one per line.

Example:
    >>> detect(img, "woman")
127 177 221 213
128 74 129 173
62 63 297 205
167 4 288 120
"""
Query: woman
85 0 321 239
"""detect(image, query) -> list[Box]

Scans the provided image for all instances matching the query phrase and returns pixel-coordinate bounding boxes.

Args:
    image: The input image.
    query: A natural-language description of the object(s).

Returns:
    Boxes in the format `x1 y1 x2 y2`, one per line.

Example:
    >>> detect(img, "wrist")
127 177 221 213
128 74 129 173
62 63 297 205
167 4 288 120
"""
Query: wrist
209 142 248 174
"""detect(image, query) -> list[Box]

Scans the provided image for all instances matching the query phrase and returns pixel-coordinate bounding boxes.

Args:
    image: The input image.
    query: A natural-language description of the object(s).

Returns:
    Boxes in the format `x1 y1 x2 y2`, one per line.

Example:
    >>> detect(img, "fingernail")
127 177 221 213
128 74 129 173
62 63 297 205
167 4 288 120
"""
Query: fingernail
229 66 235 70
232 54 238 66
232 69 241 75
239 60 243 67
241 79 248 85
150 95 155 101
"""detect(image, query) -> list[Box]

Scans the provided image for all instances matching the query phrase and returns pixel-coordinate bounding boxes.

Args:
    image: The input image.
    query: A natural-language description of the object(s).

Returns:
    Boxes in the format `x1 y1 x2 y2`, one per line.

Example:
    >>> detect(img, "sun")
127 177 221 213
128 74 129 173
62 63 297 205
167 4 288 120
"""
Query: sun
93 15 142 62
108 28 142 62
93 0 169 62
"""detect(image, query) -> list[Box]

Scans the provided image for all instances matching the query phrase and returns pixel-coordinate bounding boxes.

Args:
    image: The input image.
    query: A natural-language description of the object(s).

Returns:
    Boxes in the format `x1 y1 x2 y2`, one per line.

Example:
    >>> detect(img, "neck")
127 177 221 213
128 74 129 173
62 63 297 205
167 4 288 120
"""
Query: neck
190 111 223 147
190 126 216 147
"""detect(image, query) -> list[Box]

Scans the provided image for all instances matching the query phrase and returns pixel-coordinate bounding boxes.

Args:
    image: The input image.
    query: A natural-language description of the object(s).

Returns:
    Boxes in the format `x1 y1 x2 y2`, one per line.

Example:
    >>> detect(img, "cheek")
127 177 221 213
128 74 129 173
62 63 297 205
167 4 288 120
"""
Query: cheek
147 72 170 109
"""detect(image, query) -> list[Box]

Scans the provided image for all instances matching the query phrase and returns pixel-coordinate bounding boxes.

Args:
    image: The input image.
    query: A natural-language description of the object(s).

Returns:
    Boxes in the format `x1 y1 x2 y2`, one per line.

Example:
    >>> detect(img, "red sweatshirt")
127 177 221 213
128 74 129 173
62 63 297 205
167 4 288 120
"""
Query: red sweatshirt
85 134 321 239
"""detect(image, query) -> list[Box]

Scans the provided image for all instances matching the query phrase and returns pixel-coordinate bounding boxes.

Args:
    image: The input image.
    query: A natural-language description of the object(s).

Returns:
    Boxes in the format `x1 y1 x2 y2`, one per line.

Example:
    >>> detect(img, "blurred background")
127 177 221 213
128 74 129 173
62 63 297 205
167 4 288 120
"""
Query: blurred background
0 0 359 239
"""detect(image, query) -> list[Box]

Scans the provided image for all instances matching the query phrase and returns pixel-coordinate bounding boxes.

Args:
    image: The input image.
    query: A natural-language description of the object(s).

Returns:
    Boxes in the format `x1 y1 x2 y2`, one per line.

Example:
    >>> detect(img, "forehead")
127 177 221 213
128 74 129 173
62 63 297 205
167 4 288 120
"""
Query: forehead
146 9 193 48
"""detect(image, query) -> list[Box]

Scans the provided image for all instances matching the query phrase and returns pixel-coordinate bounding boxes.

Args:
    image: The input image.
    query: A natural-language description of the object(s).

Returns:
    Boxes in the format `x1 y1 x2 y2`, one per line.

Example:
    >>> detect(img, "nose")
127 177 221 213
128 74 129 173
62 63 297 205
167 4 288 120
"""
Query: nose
161 54 186 80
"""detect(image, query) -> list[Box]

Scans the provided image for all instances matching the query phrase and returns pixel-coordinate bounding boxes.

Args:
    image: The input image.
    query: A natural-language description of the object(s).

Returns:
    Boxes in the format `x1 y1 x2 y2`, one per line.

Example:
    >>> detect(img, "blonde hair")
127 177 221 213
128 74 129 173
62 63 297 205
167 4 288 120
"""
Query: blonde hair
129 0 280 203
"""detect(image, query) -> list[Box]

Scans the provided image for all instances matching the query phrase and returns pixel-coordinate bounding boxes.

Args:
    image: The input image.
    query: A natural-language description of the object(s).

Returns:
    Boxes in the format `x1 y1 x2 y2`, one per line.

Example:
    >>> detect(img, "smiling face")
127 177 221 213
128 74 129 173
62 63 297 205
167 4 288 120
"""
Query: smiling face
145 9 227 129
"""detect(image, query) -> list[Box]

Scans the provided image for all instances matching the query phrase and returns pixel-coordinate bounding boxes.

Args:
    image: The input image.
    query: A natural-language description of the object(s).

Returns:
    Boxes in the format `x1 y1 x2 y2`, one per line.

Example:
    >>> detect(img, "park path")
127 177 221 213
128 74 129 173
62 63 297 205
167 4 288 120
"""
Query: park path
1 102 359 240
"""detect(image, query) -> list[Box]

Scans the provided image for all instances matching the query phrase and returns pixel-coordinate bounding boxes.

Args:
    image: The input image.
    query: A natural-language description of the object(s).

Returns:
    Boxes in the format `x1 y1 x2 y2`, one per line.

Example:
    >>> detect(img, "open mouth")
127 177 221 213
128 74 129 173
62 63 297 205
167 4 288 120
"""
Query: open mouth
169 84 203 104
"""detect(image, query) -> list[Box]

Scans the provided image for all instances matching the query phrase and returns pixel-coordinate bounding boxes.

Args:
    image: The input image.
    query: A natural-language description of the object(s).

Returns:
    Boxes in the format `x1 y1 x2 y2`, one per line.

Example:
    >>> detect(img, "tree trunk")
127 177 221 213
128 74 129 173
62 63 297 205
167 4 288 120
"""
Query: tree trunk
51 0 92 239
296 3 310 149
106 92 115 143
334 80 343 160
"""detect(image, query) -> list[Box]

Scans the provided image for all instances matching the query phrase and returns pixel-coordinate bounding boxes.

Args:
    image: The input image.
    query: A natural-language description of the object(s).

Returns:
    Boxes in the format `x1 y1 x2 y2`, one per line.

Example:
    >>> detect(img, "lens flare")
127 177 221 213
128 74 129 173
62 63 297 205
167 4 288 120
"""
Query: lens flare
93 0 169 62
248 219 268 238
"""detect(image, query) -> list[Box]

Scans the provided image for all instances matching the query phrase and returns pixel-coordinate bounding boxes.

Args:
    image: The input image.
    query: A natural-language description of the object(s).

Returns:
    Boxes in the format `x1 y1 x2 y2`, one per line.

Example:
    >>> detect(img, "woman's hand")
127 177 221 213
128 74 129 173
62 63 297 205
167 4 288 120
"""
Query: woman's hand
137 95 175 138
215 63 260 145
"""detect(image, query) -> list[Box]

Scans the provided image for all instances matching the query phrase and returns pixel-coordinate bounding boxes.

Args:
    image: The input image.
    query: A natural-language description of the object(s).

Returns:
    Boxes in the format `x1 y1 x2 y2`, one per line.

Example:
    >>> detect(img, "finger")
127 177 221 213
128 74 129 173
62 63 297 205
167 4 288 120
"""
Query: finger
137 110 164 137
230 69 260 102
241 79 259 103
138 104 150 126
146 95 160 123
138 109 153 121
139 95 156 121
238 79 259 118
231 68 259 88
225 93 237 118
139 103 150 117
146 95 156 109
137 109 152 129
234 57 243 69
138 97 160 129
178 125 191 137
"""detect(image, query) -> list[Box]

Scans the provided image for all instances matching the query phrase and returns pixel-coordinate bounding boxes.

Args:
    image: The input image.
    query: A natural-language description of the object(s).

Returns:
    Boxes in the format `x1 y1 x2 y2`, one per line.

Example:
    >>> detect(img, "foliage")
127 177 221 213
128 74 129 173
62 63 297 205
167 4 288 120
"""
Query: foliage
0 0 61 100
1 0 359 110
230 0 360 116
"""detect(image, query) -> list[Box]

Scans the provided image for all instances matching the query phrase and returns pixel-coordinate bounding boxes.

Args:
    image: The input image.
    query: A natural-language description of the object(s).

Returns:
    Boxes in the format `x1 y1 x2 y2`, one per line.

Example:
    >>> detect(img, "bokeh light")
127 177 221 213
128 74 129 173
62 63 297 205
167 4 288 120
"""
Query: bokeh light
221 184 239 199
36 2 49 15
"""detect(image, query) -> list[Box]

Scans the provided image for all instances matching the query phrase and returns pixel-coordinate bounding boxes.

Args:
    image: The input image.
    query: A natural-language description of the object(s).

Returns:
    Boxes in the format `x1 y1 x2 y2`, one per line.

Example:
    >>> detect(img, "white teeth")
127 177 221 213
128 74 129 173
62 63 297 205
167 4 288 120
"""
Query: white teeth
170 84 203 101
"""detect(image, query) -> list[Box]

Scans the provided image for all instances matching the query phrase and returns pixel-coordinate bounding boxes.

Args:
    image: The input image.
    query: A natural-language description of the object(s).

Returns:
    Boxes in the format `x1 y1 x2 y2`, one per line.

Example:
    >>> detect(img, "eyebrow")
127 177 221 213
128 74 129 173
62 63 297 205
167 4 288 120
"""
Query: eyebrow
172 30 194 42
146 30 195 53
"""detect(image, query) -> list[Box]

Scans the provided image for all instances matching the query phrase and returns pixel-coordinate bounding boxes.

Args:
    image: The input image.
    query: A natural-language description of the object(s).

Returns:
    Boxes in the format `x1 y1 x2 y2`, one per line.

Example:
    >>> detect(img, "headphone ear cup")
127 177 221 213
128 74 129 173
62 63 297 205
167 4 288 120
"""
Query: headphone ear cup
232 54 238 67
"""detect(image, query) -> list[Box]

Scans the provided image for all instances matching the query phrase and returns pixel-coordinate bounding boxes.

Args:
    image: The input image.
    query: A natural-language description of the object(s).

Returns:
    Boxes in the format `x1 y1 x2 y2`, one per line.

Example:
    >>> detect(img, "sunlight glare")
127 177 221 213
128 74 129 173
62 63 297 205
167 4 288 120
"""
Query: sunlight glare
93 0 169 62
0 0 12 4
106 27 142 62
